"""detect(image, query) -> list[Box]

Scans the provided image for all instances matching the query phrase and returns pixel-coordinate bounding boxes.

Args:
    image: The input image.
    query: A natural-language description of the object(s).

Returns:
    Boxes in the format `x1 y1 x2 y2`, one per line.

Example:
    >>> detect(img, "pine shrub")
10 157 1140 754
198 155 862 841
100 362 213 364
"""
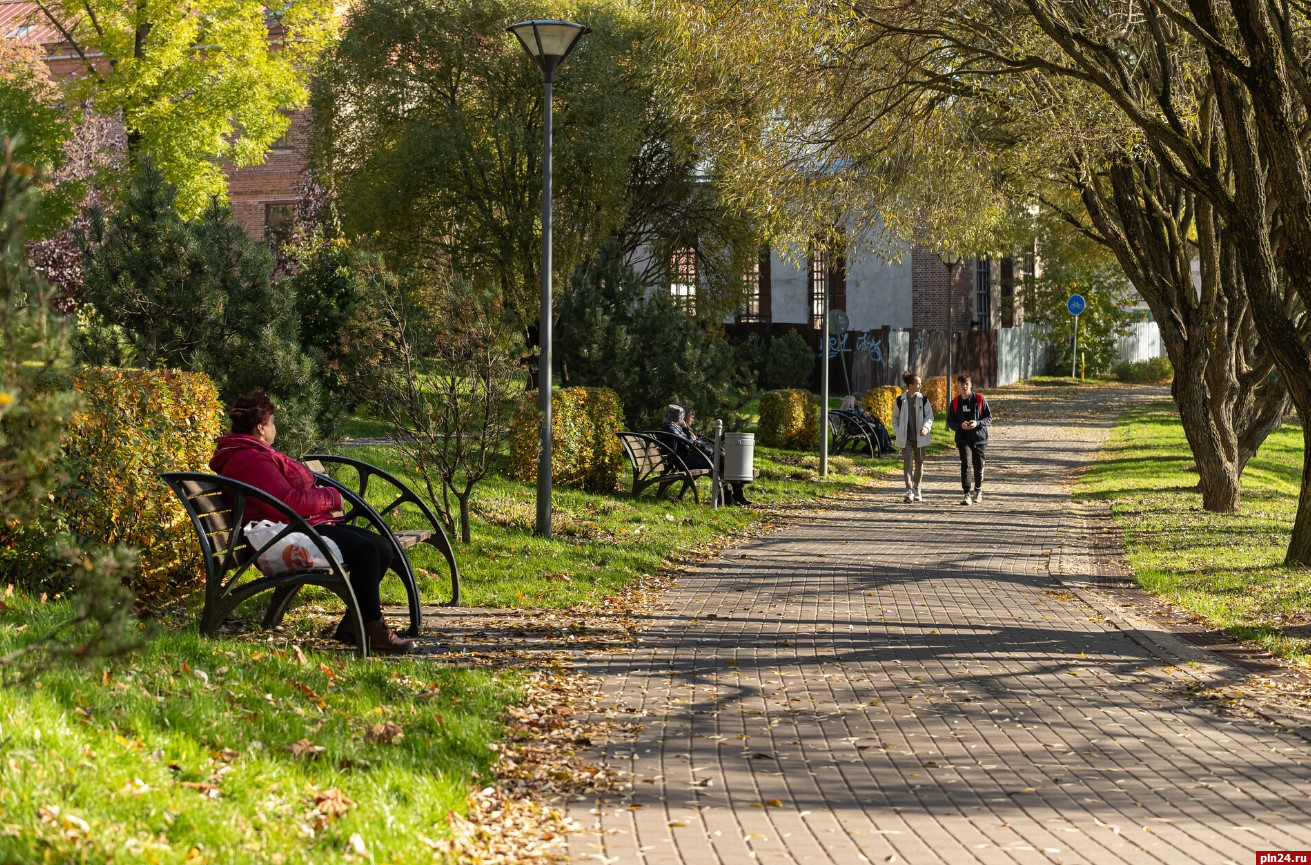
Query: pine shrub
763 330 815 391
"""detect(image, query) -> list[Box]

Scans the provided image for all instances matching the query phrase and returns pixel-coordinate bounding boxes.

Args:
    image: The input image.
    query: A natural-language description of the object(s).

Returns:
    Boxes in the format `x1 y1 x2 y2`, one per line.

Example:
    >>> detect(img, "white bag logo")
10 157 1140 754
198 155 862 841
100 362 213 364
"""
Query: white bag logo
243 520 345 576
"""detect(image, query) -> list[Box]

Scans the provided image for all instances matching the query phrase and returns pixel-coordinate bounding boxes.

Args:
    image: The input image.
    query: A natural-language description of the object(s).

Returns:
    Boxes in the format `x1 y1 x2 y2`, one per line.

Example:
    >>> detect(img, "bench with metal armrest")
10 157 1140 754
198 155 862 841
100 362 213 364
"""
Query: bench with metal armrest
305 454 462 635
616 431 712 502
162 472 379 656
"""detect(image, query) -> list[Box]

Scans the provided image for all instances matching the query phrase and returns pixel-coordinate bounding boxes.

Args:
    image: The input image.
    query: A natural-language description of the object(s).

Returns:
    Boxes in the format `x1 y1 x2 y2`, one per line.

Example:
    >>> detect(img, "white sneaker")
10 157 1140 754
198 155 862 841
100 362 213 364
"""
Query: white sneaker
960 493 972 505
972 489 983 504
904 493 914 503
913 488 923 502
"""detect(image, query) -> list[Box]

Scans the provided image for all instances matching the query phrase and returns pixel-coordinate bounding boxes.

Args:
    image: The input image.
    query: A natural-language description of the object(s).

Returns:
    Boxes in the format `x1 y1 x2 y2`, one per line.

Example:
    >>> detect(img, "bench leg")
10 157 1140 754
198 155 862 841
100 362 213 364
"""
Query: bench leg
262 584 302 630
389 558 424 638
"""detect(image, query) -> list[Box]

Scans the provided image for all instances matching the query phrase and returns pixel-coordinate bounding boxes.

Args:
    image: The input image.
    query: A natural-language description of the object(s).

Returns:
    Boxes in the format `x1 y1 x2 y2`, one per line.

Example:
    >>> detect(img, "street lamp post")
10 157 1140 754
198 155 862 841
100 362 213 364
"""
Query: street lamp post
507 19 589 539
938 251 962 393
819 267 830 477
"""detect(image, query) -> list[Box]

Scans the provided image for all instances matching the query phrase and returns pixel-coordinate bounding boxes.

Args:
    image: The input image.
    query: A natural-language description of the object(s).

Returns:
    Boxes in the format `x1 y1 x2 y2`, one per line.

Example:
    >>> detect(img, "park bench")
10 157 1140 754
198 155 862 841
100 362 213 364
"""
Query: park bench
304 454 461 619
828 410 877 456
162 457 459 656
617 431 712 502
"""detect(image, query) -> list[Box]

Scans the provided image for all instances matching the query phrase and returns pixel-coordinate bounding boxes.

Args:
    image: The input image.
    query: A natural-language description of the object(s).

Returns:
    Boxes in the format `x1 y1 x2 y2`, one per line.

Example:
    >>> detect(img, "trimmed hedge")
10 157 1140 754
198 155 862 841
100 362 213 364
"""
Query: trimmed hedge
1113 357 1173 383
863 386 901 425
758 388 819 450
924 376 949 417
59 369 224 597
508 386 626 493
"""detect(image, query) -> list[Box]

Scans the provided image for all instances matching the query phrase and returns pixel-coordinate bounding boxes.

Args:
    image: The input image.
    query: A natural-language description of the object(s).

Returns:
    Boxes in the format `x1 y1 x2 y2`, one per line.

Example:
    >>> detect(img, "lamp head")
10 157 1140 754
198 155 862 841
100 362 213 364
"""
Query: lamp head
507 20 589 81
938 250 963 268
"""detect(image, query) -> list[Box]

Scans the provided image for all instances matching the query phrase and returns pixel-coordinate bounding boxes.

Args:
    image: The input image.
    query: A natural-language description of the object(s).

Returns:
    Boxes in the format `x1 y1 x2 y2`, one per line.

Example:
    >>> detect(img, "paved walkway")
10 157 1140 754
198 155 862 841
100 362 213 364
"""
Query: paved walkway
565 384 1311 864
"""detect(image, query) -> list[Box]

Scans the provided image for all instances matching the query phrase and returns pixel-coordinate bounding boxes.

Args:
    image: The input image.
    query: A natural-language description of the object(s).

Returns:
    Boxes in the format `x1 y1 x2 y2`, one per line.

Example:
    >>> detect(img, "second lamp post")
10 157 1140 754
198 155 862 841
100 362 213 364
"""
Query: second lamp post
938 250 962 392
507 19 589 539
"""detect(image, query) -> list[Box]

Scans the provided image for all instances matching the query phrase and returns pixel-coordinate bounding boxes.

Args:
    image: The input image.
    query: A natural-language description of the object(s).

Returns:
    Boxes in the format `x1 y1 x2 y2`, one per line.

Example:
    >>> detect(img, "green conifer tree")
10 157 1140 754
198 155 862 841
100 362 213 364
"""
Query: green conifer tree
79 160 324 454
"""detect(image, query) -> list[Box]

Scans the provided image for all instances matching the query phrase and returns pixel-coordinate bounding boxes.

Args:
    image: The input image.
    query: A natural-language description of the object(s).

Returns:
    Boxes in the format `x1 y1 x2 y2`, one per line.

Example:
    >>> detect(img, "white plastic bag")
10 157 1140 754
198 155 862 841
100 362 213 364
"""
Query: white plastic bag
243 520 345 576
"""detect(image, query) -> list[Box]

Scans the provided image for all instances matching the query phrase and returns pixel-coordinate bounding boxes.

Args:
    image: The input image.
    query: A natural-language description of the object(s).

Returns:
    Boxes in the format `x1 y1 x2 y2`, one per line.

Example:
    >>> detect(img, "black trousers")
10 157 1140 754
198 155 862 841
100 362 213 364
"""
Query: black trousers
684 445 747 499
318 523 395 623
956 442 986 492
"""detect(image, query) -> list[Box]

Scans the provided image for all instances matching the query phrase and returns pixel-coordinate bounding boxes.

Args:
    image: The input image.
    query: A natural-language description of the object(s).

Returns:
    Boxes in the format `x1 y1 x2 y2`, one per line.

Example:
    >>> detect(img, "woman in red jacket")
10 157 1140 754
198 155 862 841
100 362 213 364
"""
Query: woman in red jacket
209 394 413 654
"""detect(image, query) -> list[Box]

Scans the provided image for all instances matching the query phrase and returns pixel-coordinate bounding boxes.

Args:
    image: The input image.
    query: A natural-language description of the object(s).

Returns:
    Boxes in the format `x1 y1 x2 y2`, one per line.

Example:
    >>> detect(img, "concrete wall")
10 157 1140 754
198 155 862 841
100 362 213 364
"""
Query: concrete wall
767 245 914 330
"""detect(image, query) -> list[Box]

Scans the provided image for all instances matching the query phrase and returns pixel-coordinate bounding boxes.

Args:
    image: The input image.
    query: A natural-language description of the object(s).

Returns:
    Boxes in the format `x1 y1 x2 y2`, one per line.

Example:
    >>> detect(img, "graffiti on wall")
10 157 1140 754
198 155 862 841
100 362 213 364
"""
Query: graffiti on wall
855 332 884 365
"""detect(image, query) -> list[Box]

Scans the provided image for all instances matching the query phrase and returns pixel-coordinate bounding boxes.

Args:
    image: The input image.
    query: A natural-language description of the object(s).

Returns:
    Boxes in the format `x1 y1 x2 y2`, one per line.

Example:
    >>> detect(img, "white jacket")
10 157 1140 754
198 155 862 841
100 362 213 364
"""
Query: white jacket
891 392 934 449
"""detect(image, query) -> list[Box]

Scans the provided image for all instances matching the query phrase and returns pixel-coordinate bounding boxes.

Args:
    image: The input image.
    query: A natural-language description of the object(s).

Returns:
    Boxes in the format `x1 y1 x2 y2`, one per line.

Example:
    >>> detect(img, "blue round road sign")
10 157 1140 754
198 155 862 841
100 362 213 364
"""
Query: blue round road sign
1067 294 1086 316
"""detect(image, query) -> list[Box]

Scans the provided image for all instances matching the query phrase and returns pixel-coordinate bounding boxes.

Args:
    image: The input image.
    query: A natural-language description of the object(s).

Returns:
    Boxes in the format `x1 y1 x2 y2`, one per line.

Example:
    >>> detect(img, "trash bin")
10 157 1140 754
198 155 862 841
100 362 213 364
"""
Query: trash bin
721 432 755 482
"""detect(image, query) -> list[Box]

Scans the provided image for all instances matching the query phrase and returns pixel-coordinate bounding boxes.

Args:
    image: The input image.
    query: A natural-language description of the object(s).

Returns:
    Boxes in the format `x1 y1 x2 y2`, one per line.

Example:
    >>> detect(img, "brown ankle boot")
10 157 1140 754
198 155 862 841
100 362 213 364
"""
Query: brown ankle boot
332 613 357 645
365 619 414 655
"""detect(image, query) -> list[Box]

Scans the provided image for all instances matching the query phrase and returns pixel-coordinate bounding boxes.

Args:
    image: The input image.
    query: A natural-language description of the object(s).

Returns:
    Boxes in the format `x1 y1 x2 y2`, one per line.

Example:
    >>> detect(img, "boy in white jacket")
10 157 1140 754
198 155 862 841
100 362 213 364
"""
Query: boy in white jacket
891 371 934 502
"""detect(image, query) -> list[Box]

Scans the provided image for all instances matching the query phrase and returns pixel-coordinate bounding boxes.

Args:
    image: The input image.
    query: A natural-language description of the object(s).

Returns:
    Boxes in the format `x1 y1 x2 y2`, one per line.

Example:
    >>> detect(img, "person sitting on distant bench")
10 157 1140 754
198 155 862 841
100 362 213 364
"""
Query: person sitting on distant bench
838 395 895 454
660 404 752 506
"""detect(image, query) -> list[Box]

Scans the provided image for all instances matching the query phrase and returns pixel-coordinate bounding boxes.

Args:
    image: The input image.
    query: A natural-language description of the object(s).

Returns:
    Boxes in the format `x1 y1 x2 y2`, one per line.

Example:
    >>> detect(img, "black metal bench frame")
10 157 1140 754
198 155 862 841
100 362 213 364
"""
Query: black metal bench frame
161 471 374 657
828 410 878 456
617 431 711 502
305 454 461 626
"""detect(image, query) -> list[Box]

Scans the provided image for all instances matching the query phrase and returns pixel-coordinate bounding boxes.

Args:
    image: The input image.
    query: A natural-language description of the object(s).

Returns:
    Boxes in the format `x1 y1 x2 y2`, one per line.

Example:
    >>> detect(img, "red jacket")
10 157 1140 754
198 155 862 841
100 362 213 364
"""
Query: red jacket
209 434 342 525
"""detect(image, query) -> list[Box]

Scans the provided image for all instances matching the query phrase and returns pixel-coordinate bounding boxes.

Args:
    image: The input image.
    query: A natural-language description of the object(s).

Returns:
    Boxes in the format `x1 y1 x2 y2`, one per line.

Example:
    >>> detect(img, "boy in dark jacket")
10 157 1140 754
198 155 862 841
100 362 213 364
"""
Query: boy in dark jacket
945 374 992 505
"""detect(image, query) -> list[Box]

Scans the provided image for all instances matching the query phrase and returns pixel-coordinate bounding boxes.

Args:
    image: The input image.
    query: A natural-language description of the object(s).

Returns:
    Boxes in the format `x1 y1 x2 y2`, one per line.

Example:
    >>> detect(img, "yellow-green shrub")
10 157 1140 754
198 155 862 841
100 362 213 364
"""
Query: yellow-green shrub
924 376 949 415
758 389 819 450
863 386 901 425
508 387 626 492
59 369 224 598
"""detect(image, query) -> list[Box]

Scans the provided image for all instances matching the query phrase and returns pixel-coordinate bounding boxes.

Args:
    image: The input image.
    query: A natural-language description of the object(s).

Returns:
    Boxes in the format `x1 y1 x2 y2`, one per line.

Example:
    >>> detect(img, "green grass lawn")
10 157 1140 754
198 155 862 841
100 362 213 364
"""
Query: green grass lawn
1076 401 1311 665
0 597 513 864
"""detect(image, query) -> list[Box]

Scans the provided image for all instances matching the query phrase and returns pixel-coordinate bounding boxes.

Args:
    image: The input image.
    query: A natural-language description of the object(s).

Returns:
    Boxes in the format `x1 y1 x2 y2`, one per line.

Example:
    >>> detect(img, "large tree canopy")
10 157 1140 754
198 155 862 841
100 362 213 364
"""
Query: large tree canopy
35 0 336 216
309 0 659 329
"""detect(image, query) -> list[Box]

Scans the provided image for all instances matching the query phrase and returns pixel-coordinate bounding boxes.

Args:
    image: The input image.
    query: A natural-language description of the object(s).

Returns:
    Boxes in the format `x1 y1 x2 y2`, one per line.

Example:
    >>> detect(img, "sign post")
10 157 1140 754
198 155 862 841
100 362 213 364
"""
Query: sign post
1066 294 1086 379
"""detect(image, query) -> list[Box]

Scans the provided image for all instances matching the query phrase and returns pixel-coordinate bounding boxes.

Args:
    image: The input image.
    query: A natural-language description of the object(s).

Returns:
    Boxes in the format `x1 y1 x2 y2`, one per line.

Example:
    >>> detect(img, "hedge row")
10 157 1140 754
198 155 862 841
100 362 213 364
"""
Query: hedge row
0 369 224 596
863 376 948 425
758 388 818 449
863 386 901 425
924 376 949 417
508 387 626 493
63 369 223 597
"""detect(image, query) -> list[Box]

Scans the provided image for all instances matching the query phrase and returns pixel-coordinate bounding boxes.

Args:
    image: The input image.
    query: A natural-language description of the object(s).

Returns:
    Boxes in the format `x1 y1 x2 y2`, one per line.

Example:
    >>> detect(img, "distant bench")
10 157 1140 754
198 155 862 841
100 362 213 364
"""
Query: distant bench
162 455 459 657
616 431 712 502
828 410 894 457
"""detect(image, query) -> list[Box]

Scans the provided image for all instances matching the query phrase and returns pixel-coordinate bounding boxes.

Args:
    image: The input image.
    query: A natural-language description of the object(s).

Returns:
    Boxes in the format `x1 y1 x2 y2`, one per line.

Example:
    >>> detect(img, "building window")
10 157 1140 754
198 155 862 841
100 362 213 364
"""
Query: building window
808 242 829 328
738 251 763 323
269 112 294 151
670 246 697 313
975 256 992 330
265 203 295 247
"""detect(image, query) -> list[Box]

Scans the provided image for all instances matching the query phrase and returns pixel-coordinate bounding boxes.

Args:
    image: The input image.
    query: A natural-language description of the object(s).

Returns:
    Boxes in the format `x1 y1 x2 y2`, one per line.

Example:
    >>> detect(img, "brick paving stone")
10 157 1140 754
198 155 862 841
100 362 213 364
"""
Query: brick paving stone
565 384 1311 864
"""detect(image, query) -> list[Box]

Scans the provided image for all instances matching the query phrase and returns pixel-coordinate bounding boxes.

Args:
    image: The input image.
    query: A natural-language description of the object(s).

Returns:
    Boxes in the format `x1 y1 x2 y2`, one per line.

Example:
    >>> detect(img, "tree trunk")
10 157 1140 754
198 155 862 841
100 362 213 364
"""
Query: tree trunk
1288 422 1311 565
457 494 471 544
1172 366 1240 510
1078 160 1289 513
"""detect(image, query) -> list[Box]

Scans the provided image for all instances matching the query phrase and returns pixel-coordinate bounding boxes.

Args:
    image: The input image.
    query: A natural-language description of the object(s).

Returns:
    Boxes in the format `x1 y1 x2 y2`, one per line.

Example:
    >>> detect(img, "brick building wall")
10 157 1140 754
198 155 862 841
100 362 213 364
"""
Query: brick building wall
225 112 309 239
911 247 972 331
